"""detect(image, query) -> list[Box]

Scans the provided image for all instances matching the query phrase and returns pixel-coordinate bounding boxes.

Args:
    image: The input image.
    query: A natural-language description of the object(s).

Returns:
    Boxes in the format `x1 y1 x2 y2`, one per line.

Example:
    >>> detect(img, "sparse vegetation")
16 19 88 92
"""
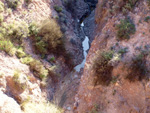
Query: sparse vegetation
124 0 138 10
122 0 138 14
126 54 148 81
6 8 12 15
144 16 150 22
6 0 20 10
0 40 16 56
89 104 99 113
13 70 28 90
20 56 33 64
0 14 4 23
21 56 48 80
21 56 49 80
111 76 118 84
116 18 136 40
0 1 4 12
0 20 30 56
29 21 39 36
49 57 55 63
93 50 114 86
54 5 63 13
16 47 27 58
118 47 128 56
112 89 116 95
0 21 29 44
22 101 63 113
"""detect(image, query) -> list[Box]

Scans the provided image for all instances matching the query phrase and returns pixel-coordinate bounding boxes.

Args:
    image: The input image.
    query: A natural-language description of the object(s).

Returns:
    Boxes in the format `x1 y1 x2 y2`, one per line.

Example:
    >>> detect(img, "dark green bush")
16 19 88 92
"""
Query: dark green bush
6 0 20 10
54 5 63 13
29 59 48 80
30 19 74 70
49 57 55 63
118 47 128 55
144 16 150 22
126 54 148 81
92 50 114 86
32 19 64 55
35 40 47 54
29 22 39 36
123 0 138 10
116 18 136 40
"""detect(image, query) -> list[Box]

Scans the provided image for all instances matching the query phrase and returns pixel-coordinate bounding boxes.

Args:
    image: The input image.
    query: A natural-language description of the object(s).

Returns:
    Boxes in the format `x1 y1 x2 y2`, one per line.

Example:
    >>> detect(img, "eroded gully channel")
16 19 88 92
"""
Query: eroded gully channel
74 22 89 72
74 0 97 72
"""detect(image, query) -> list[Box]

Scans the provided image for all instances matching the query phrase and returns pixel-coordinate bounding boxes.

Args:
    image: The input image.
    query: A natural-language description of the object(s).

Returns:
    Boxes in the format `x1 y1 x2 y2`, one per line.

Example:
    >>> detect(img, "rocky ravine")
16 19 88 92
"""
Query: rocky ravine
0 0 96 113
2 0 150 113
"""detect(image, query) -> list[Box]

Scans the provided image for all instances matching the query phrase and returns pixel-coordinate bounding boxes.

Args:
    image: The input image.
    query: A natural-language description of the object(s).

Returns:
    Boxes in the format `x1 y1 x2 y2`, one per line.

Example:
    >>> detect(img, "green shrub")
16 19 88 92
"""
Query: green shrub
116 18 136 40
49 57 55 63
144 16 150 22
0 14 4 23
0 40 16 56
9 21 29 41
122 0 138 13
92 50 114 86
118 47 128 55
29 59 48 80
20 56 33 64
13 71 27 90
0 21 29 43
0 1 4 12
89 104 99 113
39 19 63 49
6 0 20 10
30 19 74 70
16 47 27 58
126 54 148 81
35 40 47 54
6 8 12 15
32 19 63 55
29 22 39 36
54 5 63 13
20 56 48 80
124 0 138 10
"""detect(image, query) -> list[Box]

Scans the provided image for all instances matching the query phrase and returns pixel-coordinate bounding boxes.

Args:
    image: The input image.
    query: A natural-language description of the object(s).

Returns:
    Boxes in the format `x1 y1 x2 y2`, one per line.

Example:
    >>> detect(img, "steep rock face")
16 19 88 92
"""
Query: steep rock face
0 91 22 113
0 0 87 112
76 0 150 112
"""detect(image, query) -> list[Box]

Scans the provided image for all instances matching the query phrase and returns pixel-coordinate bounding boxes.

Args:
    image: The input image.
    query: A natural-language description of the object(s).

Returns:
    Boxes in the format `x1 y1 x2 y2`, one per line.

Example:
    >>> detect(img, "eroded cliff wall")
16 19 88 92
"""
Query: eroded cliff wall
76 0 150 112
